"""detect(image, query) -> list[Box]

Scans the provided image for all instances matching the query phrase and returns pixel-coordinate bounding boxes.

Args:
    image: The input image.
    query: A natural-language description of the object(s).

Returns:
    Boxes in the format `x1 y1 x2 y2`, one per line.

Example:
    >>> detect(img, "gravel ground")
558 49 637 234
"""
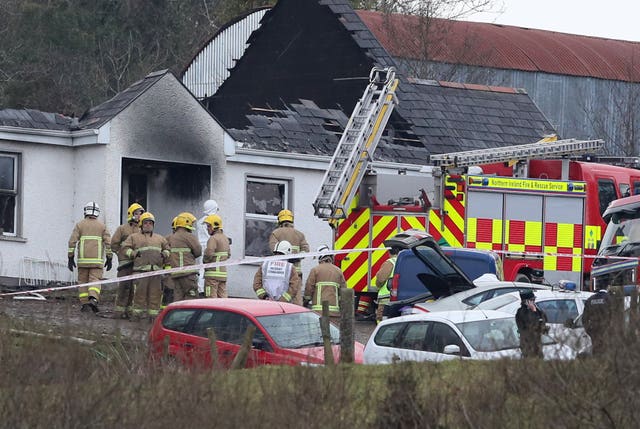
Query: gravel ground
0 290 377 346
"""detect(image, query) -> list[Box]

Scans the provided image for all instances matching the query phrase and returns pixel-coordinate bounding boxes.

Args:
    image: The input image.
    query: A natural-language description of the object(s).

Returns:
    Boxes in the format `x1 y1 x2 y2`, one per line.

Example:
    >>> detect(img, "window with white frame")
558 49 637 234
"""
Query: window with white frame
245 177 289 256
0 153 19 236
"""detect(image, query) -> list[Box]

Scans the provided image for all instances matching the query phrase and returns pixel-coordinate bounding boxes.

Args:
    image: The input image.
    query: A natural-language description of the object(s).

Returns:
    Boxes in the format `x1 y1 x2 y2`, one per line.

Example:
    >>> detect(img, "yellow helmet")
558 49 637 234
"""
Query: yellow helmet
127 203 145 222
175 212 197 231
171 216 178 230
278 209 294 223
138 212 155 226
204 214 223 229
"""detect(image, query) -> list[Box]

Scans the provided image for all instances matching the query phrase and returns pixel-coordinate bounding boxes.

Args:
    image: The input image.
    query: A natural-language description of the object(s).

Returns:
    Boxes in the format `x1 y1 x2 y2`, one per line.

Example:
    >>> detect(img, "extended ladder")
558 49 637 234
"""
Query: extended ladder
429 138 605 169
313 67 399 219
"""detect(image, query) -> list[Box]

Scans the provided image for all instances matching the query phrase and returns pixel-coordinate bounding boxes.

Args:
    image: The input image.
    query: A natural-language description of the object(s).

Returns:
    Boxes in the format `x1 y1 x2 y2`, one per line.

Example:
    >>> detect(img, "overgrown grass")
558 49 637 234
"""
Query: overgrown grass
1 317 640 429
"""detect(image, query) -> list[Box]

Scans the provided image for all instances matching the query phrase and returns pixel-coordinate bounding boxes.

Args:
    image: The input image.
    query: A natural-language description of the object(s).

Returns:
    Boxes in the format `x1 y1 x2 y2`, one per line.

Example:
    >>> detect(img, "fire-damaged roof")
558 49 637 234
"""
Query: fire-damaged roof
0 108 73 131
206 0 555 163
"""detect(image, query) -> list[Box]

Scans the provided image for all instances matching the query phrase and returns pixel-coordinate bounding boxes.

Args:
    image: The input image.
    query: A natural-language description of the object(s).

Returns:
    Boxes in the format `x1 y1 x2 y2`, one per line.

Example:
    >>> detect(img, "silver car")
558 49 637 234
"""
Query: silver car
364 310 576 364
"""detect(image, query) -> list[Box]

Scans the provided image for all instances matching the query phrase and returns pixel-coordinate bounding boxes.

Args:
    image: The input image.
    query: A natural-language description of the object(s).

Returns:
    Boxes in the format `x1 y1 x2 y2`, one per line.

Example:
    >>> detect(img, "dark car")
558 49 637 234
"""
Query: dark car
380 229 502 319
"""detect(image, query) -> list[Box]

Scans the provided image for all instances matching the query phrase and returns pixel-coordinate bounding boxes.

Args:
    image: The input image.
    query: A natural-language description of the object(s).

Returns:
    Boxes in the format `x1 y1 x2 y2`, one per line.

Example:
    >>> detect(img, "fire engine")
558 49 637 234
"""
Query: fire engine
313 67 640 292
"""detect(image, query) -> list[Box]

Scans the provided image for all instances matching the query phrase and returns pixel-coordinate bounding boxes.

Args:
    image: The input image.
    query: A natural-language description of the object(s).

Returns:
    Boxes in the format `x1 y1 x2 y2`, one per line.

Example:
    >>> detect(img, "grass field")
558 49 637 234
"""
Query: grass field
2 314 639 429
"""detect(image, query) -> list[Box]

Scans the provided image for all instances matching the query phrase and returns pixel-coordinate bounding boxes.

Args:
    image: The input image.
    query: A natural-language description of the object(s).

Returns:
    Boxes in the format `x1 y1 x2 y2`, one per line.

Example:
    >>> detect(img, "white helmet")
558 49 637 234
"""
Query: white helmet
203 199 219 215
273 240 292 255
83 201 100 217
317 244 332 260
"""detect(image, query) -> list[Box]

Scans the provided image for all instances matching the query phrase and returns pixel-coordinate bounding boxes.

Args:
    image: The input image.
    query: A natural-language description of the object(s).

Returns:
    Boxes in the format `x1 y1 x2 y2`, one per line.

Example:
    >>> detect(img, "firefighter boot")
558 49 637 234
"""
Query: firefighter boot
88 296 99 313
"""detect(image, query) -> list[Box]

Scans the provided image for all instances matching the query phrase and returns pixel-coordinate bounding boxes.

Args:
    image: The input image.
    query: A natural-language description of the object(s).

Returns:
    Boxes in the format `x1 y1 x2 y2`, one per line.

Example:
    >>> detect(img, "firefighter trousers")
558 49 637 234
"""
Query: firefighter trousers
205 278 228 298
132 273 163 318
114 265 134 316
77 267 103 304
173 274 198 301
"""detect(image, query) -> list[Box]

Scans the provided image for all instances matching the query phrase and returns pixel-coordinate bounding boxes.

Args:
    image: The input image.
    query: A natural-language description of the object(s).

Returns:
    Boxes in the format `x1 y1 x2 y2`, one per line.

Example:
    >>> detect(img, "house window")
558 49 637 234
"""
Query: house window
245 177 288 256
0 153 19 236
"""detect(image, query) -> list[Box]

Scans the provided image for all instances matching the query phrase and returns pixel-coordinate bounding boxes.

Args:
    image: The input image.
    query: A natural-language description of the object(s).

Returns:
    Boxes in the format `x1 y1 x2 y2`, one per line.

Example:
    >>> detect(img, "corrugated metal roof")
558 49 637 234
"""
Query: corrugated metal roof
357 10 640 83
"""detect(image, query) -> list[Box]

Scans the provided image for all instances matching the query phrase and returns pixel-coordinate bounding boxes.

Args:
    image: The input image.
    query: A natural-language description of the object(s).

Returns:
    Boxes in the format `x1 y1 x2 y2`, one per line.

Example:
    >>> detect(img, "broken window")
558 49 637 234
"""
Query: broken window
0 153 18 236
245 177 289 256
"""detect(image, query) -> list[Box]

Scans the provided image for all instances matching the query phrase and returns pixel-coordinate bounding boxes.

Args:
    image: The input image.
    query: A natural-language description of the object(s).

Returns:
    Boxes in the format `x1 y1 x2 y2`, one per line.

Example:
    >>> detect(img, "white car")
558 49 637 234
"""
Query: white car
363 310 576 364
411 282 551 313
473 289 594 353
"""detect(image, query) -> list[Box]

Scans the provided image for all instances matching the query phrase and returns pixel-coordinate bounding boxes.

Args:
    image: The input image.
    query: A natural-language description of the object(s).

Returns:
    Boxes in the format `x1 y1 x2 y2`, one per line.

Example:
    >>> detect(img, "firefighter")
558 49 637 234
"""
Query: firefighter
197 199 219 296
254 240 300 302
373 246 400 323
68 201 112 313
167 212 202 302
515 290 549 358
582 288 613 356
110 203 144 319
268 209 309 304
203 214 230 298
304 245 346 318
122 212 171 321
161 216 180 307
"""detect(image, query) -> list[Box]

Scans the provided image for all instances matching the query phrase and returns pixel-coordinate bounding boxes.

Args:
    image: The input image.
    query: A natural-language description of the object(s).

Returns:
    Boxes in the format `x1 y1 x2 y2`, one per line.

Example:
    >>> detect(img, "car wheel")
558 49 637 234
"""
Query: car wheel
515 273 531 283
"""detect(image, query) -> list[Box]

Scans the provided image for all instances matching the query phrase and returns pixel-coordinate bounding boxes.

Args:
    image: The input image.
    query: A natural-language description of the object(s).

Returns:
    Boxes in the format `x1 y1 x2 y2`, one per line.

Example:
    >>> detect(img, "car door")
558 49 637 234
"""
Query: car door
424 321 470 361
186 310 279 369
536 298 590 353
158 308 201 366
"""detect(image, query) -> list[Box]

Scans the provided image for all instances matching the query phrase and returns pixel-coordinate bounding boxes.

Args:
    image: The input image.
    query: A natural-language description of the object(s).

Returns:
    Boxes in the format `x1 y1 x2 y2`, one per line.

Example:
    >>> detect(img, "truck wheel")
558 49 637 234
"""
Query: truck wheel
515 273 531 283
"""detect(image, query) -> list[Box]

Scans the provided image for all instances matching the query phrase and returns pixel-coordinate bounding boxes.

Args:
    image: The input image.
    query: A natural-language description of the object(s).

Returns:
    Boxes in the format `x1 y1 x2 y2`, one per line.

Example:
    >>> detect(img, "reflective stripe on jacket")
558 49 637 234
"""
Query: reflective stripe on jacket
304 261 346 316
167 229 202 277
204 230 230 280
68 217 112 268
121 232 170 272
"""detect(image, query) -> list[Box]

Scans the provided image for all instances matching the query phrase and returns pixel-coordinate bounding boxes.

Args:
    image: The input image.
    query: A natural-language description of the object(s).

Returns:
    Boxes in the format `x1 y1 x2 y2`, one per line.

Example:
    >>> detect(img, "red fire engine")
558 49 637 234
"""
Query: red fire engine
313 67 640 291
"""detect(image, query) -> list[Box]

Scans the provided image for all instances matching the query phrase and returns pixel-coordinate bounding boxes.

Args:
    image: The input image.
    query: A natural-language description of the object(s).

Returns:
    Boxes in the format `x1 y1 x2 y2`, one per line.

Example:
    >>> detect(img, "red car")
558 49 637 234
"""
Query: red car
148 298 365 368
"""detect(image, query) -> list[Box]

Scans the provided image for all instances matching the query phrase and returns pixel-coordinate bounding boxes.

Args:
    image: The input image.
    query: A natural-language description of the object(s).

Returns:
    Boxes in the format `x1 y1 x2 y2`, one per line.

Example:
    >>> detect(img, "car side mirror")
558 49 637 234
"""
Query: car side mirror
443 344 460 355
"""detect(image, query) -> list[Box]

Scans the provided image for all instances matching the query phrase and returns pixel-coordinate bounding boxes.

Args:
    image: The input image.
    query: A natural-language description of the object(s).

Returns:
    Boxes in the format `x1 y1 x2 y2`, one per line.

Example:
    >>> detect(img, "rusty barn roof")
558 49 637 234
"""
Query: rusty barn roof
357 10 640 83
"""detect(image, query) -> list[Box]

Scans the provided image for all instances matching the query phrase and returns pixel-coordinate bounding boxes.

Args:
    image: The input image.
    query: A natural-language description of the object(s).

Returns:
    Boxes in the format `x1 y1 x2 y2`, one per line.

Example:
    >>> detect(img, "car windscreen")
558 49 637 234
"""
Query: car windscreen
457 317 555 352
256 312 340 349
456 318 521 352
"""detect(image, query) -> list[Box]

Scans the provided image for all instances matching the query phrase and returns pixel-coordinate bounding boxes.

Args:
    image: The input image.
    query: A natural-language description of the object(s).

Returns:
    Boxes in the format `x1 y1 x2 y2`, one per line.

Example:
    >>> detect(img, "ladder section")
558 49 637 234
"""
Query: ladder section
313 67 399 219
429 138 605 169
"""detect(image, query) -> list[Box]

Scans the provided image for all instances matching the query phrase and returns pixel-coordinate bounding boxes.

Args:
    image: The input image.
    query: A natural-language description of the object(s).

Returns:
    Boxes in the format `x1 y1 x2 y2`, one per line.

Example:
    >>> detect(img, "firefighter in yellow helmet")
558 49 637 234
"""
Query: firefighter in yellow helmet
121 212 171 320
110 202 144 319
68 201 112 313
167 212 202 301
203 214 231 298
268 209 309 305
304 245 346 317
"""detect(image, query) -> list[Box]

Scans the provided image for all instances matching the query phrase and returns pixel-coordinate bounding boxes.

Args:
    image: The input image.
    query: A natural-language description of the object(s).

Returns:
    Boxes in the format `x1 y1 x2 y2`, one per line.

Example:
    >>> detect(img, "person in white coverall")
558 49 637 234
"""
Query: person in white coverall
197 199 219 295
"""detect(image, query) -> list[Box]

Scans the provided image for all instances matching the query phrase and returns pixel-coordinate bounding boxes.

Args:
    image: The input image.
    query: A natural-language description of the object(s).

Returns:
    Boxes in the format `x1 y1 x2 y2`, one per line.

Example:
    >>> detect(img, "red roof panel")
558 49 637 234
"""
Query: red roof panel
357 10 640 82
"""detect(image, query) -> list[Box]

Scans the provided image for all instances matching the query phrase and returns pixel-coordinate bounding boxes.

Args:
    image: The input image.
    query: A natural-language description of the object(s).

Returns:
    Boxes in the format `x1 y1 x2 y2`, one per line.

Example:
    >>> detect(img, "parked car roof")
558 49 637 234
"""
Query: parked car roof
165 297 308 316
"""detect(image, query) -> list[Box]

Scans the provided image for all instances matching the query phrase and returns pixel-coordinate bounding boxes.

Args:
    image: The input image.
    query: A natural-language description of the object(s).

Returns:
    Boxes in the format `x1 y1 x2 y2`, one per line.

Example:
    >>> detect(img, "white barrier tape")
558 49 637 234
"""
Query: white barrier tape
0 247 387 297
486 248 639 262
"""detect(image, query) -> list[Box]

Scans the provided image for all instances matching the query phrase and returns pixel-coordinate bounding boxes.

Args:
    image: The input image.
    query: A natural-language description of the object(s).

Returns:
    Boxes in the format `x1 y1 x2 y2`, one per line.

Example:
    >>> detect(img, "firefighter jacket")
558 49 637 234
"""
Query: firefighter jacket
254 260 299 302
268 223 309 273
111 222 140 269
68 217 112 268
304 260 346 316
167 228 202 278
515 303 548 358
122 231 171 272
204 229 230 281
374 256 397 301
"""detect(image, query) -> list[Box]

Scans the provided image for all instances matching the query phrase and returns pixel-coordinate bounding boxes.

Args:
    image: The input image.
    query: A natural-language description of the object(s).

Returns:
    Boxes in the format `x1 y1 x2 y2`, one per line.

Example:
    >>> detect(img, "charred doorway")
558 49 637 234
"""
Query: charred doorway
121 158 211 236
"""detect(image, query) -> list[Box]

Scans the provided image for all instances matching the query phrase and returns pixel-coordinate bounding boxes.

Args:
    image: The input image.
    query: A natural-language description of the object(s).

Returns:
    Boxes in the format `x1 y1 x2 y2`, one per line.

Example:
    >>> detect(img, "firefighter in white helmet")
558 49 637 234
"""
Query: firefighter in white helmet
268 209 309 304
167 212 202 301
110 202 144 319
67 201 112 313
197 199 219 295
121 212 171 321
304 245 346 318
254 240 300 302
203 213 230 298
